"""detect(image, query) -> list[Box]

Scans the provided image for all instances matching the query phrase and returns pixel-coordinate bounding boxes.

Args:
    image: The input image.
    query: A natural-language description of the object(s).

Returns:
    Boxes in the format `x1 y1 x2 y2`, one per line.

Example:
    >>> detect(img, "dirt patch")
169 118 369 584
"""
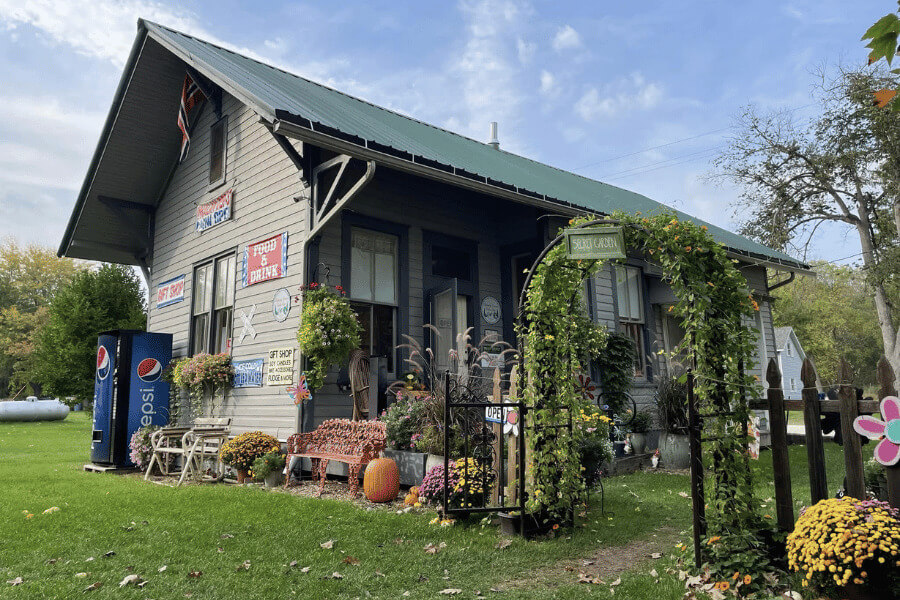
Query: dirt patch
497 526 681 591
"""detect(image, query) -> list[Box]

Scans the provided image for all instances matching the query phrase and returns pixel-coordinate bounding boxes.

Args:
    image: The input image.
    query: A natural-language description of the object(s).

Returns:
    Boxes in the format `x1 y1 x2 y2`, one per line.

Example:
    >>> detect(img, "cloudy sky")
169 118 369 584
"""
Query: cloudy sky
0 0 885 264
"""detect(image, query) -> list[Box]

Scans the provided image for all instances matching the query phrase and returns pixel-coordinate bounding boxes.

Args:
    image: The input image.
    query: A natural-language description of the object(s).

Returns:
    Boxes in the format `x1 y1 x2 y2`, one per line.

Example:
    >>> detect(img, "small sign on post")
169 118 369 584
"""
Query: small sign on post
563 227 626 261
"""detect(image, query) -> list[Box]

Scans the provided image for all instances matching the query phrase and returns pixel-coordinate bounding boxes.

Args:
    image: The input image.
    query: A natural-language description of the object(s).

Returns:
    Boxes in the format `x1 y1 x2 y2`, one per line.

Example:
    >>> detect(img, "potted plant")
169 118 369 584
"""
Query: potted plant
628 410 652 454
219 431 280 483
380 391 429 486
656 375 690 469
251 451 286 488
576 406 613 488
170 353 234 417
129 424 160 472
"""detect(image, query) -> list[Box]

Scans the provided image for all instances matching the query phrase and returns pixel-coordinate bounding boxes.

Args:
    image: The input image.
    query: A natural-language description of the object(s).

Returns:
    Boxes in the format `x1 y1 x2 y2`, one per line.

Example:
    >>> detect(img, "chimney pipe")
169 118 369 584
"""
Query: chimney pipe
488 122 499 150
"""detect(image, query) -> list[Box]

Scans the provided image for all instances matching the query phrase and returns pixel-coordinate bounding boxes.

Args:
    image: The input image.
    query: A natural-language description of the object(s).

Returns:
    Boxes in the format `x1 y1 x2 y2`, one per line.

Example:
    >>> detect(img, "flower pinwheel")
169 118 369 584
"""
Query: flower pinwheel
575 372 597 403
853 395 900 466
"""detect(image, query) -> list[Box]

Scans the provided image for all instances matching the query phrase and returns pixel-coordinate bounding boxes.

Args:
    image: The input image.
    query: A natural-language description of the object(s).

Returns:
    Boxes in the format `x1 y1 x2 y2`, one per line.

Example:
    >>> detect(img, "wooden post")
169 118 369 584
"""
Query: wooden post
801 358 828 503
838 359 865 499
491 368 502 505
686 369 705 567
766 359 794 531
877 356 900 509
507 365 519 505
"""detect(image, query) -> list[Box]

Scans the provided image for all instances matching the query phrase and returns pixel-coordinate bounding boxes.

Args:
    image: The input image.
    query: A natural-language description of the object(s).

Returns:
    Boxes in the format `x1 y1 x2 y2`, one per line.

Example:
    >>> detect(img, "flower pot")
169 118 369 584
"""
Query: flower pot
383 449 427 486
631 433 646 454
426 453 445 474
498 510 568 539
236 469 250 483
659 433 691 469
264 471 283 489
613 441 626 458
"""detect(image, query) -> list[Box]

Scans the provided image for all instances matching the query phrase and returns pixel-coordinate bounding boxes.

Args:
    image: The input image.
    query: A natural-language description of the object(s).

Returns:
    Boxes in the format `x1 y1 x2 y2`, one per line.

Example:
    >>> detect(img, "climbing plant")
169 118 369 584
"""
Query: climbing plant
520 213 762 542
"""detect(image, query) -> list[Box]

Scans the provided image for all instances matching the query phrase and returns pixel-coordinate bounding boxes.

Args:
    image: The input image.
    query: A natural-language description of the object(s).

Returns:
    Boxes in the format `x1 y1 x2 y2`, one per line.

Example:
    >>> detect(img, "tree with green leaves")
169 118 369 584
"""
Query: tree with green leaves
0 238 82 396
715 66 900 387
863 6 900 109
31 264 146 402
771 262 883 387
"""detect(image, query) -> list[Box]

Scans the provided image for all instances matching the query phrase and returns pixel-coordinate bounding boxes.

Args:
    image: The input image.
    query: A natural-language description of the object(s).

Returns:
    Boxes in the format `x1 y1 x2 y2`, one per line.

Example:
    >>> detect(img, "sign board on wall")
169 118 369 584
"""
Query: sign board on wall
156 275 185 308
232 358 264 388
480 296 501 324
196 189 233 232
563 227 626 260
266 347 295 385
272 288 291 322
243 232 288 287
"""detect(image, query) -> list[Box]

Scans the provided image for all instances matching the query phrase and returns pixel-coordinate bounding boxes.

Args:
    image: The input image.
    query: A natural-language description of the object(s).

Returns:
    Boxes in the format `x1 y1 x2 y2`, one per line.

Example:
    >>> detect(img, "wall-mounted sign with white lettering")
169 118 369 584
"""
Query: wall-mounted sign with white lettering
564 227 626 261
196 189 232 232
243 232 288 287
156 275 185 309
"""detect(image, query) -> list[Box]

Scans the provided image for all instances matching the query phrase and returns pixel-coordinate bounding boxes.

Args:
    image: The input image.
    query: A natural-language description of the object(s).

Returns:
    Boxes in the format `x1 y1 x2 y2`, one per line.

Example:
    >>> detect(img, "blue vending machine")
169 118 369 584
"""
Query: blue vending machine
91 330 172 467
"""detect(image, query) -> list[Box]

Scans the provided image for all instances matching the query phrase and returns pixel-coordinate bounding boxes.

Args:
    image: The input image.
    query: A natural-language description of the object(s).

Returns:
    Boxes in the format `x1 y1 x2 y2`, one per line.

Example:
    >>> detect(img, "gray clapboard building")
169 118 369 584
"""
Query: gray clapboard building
58 20 811 439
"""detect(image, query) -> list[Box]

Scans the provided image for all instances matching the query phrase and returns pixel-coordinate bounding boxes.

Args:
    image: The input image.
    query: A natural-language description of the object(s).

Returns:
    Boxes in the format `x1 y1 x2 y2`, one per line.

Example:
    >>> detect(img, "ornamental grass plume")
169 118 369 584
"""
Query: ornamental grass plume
787 497 900 594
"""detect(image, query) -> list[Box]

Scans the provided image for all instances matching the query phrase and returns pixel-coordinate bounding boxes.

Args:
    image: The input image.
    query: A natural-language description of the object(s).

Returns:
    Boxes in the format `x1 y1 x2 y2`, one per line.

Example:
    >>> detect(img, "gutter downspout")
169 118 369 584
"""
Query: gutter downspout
767 271 795 293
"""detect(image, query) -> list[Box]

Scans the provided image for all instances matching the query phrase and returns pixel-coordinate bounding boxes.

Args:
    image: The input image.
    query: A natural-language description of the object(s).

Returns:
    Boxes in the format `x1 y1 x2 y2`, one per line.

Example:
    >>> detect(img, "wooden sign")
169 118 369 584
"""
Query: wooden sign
243 232 288 287
156 275 185 308
564 227 626 260
266 347 295 385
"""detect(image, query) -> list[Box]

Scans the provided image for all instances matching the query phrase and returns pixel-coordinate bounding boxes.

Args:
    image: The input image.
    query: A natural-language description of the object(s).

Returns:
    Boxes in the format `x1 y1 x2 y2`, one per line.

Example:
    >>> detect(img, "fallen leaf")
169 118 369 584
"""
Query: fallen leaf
137 581 148 588
577 573 603 585
374 571 385 577
74 573 88 579
220 533 234 539
650 552 662 559
84 581 102 592
45 558 60 565
118 574 142 587
402 592 410 597
329 572 343 579
301 566 311 574
103 551 116 558
236 560 251 571
342 556 360 566
217 547 225 553
439 589 462 595
158 565 167 573
781 592 802 600
289 560 298 568
610 577 621 586
495 539 512 550
393 538 405 545
188 571 202 578
320 540 335 550
678 491 690 498
6 577 23 586
424 542 447 555
85 557 95 562
649 569 658 578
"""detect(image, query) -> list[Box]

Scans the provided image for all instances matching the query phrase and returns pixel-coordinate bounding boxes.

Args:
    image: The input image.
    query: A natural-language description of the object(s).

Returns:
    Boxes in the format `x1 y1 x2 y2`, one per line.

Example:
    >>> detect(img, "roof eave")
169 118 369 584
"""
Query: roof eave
58 21 150 258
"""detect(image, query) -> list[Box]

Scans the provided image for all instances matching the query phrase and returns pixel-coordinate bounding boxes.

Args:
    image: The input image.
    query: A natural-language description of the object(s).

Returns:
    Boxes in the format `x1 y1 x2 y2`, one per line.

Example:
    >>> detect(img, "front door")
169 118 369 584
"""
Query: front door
427 278 471 373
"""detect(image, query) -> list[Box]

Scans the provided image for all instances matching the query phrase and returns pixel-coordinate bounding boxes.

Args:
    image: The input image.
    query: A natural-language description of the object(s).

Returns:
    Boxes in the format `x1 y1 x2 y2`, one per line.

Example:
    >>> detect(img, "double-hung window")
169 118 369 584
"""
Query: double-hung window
615 265 646 377
191 254 236 355
349 228 398 374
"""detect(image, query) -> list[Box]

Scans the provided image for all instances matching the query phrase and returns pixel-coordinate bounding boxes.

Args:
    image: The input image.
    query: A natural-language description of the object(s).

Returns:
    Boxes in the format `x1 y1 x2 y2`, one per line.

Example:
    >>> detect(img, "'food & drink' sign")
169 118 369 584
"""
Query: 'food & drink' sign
243 232 288 287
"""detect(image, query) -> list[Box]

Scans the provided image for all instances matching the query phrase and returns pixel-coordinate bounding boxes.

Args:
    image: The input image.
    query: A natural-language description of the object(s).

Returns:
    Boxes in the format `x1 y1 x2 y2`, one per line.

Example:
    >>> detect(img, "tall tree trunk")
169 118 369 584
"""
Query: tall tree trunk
856 205 900 389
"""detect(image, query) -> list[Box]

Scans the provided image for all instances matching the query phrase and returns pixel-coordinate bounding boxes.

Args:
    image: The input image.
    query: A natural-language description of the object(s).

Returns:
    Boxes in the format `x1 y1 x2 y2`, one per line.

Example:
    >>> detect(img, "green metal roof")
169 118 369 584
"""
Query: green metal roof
138 20 806 270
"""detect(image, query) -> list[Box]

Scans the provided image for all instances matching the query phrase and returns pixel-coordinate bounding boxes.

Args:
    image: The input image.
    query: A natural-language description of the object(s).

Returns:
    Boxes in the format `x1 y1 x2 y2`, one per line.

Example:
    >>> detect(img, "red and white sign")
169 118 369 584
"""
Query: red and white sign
156 275 185 308
243 232 288 287
196 189 232 232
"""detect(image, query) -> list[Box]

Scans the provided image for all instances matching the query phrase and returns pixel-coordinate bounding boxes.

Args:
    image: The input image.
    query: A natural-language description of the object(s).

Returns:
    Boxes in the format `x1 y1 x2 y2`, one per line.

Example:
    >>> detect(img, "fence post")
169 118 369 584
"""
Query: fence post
838 359 865 499
766 359 794 531
877 356 900 509
686 369 705 568
801 358 828 503
491 368 502 505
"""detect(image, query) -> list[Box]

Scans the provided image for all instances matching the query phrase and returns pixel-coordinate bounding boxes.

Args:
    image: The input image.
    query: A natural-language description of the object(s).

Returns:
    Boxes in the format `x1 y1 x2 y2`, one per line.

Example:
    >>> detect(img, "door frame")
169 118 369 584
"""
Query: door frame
422 230 478 344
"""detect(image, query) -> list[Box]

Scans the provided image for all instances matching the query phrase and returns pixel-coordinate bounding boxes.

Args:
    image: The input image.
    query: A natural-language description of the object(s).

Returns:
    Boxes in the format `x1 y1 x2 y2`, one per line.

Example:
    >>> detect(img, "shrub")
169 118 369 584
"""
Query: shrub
787 497 900 594
250 451 286 482
629 410 652 433
576 405 613 487
657 375 689 434
381 392 427 450
129 425 159 469
219 431 280 472
297 286 361 391
418 458 496 509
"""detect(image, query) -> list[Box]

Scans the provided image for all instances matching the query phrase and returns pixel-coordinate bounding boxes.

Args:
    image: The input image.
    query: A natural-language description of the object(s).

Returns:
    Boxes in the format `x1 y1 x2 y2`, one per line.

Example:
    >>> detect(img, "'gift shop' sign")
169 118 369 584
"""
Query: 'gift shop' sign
243 232 288 287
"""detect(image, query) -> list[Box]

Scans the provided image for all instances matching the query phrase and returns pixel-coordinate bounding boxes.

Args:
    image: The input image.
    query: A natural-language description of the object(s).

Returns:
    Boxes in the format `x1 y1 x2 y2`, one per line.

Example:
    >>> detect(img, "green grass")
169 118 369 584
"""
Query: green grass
0 414 870 599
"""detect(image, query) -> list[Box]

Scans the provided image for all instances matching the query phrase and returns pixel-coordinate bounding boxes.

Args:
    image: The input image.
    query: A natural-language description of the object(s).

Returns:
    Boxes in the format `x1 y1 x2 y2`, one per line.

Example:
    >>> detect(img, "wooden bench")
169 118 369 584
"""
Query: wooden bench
144 418 231 486
285 419 386 495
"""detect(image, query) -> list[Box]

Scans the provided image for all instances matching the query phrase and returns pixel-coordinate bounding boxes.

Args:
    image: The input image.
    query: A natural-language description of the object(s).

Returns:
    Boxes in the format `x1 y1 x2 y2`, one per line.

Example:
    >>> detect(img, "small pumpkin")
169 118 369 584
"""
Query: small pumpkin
363 458 400 503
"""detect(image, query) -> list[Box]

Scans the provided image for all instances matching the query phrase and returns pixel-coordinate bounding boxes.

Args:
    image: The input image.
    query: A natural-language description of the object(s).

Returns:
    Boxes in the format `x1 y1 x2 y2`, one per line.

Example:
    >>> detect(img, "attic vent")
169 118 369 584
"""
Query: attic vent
488 122 499 150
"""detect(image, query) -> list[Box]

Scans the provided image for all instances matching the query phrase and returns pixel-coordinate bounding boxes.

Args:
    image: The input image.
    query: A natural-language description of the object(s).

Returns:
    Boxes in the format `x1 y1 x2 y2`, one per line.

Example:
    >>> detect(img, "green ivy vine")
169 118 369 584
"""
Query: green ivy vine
520 213 761 539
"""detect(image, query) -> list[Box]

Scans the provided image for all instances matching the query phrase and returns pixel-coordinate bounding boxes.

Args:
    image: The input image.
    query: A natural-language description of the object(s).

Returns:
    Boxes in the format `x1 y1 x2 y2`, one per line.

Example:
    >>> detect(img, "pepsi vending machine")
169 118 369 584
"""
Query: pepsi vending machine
91 330 172 467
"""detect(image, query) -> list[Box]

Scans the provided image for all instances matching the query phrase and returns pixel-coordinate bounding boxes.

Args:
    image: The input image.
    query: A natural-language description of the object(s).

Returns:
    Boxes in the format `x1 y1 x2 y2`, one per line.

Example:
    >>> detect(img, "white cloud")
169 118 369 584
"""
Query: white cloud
516 36 535 63
552 24 581 52
539 70 557 96
575 72 663 121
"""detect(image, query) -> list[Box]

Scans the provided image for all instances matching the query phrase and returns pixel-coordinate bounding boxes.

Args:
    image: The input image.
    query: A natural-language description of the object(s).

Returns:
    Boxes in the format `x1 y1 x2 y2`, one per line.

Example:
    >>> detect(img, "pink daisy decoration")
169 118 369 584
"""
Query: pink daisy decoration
853 395 900 466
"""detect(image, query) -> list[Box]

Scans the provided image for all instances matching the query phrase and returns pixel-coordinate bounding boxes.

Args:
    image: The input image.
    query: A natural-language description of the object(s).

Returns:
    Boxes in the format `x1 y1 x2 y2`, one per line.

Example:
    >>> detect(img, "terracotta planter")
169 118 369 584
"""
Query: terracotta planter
236 469 250 483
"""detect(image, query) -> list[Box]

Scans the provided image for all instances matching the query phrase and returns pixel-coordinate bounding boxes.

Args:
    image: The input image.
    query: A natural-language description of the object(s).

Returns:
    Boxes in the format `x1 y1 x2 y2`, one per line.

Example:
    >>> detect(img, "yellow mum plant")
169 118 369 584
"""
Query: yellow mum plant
787 497 900 593
219 431 280 472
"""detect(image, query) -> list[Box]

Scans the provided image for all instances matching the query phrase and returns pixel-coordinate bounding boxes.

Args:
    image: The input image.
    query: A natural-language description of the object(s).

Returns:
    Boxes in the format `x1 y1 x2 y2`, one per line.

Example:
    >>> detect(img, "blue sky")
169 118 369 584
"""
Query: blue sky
0 0 886 265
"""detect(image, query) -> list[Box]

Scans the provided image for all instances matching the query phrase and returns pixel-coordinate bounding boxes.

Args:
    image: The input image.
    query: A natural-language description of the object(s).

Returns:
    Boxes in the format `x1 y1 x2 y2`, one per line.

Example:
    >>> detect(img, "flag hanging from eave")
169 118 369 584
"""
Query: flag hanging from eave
177 74 205 163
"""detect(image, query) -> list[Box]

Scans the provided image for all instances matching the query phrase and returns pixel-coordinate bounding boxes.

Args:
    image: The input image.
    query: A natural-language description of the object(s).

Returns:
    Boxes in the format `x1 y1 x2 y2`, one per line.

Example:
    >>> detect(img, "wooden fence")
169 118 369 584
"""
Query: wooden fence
749 356 899 531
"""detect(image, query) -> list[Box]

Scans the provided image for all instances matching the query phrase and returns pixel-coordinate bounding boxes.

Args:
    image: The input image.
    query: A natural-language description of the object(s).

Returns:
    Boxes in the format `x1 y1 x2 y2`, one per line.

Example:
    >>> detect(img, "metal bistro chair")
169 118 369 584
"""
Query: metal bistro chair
348 349 370 421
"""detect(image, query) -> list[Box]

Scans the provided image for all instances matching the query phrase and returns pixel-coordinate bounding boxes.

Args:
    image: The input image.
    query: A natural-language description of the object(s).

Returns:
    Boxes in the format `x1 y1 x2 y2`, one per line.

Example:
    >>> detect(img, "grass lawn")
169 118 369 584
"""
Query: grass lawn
0 414 867 599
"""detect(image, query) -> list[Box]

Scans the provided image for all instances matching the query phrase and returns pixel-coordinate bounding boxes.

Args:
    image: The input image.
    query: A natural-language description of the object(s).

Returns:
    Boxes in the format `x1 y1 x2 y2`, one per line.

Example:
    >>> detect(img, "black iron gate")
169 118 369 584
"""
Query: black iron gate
441 372 527 535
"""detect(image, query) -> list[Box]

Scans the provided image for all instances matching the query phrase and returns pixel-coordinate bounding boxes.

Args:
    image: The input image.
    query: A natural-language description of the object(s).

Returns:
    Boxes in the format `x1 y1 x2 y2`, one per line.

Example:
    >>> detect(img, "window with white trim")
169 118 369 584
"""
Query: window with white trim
615 265 646 377
349 228 398 373
191 253 235 355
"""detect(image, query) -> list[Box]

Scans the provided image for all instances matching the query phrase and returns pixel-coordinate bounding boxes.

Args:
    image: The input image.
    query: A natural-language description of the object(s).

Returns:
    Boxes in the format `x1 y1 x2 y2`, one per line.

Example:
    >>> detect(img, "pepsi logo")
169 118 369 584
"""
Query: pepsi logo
96 346 111 380
137 358 162 382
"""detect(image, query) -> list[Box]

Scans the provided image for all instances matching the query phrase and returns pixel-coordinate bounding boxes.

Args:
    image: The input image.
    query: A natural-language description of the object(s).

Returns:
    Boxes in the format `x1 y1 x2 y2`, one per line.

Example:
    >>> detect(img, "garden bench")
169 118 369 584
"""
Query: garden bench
143 418 231 486
284 419 386 495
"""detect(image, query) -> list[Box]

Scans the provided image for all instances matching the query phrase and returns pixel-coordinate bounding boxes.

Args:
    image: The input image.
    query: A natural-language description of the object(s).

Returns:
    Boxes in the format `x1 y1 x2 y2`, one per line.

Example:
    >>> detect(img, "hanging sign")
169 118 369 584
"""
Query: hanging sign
232 358 264 388
156 275 185 308
481 296 501 324
272 288 291 322
266 347 295 385
484 406 520 436
196 189 233 232
854 396 900 466
564 227 626 260
243 232 288 287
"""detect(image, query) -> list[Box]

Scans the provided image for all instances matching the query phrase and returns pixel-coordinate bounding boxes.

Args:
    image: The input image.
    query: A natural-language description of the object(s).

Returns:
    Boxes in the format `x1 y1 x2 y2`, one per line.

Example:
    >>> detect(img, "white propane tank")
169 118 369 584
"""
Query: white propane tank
0 398 70 422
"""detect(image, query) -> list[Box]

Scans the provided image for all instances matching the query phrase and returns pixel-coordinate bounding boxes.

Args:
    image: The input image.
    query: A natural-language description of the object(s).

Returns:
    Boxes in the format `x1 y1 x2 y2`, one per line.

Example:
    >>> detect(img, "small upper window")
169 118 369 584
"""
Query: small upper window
787 343 793 357
208 117 227 187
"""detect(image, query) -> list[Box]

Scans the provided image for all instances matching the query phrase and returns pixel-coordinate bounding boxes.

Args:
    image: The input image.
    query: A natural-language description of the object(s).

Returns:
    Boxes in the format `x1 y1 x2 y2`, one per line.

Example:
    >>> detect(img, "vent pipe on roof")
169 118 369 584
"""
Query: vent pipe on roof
488 122 500 150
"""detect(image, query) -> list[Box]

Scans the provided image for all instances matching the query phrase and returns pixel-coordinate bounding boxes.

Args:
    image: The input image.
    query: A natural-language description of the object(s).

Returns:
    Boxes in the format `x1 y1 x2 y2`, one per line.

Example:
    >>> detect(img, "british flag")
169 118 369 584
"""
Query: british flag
177 74 205 162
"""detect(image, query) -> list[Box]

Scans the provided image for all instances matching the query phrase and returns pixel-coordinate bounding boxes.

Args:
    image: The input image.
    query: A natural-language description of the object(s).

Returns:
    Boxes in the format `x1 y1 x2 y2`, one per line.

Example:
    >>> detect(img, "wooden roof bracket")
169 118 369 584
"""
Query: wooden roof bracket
307 154 375 241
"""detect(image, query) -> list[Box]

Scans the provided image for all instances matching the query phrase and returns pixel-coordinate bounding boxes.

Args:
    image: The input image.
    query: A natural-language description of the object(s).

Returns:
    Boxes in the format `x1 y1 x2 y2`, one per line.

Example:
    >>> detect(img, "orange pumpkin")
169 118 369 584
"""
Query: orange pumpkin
363 458 399 503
